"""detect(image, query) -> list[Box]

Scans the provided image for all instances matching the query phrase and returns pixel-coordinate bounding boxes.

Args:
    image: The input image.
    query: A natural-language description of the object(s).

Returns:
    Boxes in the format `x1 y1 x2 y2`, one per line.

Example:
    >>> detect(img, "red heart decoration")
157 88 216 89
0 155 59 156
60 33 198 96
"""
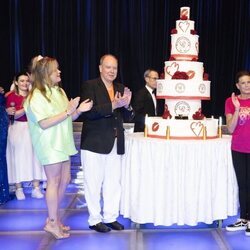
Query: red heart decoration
165 62 179 77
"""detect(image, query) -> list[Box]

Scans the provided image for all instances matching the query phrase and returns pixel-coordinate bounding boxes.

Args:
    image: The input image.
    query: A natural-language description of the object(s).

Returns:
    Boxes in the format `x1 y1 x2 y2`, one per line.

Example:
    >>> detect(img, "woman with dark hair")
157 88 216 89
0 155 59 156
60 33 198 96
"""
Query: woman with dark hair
5 72 45 200
0 86 10 204
225 70 250 236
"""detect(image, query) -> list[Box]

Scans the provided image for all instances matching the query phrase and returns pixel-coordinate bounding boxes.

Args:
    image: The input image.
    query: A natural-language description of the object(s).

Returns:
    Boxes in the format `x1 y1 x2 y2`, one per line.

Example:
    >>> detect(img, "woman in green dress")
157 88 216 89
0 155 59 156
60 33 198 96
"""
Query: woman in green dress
24 57 92 239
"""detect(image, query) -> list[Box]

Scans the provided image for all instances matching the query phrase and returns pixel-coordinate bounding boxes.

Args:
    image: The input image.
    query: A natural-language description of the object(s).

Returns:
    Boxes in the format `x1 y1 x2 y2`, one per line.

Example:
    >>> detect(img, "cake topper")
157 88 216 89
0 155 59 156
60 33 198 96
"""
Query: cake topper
180 7 190 20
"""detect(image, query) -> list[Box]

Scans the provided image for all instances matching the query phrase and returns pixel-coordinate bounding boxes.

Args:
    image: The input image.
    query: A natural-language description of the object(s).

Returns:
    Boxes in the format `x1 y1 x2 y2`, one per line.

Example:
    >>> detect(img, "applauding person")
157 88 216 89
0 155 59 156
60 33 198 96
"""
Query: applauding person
24 56 92 239
80 54 133 233
225 71 250 236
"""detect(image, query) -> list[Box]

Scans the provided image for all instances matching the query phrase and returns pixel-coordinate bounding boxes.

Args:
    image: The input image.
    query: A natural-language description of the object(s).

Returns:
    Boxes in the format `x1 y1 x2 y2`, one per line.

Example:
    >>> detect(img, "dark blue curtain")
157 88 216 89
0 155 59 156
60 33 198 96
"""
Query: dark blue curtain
0 0 250 117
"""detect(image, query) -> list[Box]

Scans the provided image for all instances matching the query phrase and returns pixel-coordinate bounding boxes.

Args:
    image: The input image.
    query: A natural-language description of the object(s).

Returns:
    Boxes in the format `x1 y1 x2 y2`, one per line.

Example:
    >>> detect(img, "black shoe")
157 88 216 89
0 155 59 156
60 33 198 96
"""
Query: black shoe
89 222 111 233
226 219 248 232
105 221 124 230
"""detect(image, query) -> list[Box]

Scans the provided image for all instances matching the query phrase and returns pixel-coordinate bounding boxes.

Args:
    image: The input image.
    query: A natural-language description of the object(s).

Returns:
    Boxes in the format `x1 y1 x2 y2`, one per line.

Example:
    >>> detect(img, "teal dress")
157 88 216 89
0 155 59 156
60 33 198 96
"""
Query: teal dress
0 93 10 204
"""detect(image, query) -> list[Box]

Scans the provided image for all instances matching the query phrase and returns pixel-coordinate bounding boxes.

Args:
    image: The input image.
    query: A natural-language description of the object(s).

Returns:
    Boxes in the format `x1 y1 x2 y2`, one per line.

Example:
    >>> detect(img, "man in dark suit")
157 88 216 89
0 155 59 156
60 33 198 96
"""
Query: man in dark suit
133 69 164 132
80 54 133 233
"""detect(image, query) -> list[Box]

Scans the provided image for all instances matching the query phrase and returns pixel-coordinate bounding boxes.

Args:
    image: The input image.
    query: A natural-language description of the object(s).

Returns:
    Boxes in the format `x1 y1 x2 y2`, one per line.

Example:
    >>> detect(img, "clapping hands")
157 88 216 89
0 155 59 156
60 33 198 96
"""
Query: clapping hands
67 97 80 115
112 87 132 110
78 99 93 112
67 97 93 115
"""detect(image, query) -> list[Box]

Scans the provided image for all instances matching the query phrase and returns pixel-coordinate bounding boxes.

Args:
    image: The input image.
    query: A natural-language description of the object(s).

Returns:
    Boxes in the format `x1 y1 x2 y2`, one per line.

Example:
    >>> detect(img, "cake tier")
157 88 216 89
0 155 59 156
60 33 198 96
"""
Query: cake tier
156 79 210 99
164 99 201 119
164 61 204 80
171 34 198 61
176 20 194 34
180 7 190 19
146 117 218 139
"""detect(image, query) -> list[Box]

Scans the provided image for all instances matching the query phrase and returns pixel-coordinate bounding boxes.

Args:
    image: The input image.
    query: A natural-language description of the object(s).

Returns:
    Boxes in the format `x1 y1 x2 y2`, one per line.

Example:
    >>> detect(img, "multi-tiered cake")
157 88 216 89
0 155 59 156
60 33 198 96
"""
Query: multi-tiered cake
146 7 218 139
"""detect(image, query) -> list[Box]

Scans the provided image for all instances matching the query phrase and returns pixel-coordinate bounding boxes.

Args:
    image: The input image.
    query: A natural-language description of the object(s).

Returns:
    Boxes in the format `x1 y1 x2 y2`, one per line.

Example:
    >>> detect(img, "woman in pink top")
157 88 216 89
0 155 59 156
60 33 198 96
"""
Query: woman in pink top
225 70 250 236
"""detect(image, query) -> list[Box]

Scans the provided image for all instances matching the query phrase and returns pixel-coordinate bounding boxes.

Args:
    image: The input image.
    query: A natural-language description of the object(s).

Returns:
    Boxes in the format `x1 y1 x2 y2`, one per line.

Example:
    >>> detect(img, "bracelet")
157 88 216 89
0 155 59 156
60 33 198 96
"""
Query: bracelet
65 110 70 117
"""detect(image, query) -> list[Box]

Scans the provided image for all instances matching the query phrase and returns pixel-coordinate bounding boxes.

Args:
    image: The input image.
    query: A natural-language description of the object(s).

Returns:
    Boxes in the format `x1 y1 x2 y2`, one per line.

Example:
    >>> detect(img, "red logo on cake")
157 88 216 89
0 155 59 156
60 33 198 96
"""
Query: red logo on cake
180 8 189 19
165 62 179 76
187 70 195 79
152 122 160 132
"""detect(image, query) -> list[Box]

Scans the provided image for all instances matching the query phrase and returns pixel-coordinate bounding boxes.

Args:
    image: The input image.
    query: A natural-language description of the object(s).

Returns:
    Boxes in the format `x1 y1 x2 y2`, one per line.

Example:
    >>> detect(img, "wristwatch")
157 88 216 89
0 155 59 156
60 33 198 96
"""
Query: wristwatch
126 105 133 111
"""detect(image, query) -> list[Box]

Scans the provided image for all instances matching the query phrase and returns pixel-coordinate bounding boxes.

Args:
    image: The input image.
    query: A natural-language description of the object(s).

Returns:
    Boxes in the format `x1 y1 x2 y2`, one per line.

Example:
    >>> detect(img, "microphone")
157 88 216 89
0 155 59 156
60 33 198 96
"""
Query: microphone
9 102 15 125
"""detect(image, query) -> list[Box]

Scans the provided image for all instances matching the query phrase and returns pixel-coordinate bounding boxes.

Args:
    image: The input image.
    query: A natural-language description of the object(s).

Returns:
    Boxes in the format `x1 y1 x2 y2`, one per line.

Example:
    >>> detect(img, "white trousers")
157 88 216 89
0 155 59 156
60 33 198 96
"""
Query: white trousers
81 140 122 226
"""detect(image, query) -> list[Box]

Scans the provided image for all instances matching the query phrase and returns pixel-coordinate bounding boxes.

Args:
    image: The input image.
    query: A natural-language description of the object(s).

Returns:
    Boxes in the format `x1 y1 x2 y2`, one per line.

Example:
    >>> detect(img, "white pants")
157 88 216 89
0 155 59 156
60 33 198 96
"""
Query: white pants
81 140 122 226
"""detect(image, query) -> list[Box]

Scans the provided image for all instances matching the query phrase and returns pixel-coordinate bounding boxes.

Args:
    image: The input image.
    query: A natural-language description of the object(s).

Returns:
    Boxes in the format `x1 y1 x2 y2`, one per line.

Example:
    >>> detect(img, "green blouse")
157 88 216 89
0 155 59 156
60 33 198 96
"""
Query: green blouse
24 85 77 165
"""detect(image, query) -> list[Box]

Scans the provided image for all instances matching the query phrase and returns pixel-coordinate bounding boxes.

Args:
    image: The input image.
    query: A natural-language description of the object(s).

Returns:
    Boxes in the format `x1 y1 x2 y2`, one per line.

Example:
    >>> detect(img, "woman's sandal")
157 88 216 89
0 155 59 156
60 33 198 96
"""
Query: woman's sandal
44 219 70 239
60 223 71 232
46 218 71 232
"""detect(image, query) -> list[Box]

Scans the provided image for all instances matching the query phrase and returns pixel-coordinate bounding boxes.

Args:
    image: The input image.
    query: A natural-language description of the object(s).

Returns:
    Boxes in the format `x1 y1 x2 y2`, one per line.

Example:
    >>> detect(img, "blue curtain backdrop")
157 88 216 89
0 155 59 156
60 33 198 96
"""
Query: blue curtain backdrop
0 0 249 117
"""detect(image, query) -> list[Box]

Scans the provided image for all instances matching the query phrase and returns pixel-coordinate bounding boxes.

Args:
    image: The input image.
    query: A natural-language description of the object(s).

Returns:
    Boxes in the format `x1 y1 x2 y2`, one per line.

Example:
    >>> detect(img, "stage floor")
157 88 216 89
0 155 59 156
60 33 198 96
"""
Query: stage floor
0 183 249 250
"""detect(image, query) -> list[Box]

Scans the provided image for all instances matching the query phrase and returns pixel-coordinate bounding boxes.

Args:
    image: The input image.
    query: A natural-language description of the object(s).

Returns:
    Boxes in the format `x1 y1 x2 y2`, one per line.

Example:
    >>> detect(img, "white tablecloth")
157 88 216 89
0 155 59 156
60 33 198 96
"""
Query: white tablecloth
120 133 238 226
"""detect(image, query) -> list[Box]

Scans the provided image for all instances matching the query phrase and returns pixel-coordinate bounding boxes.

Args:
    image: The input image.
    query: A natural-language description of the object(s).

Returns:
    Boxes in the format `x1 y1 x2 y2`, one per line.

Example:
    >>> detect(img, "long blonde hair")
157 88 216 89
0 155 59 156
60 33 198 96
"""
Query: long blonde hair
27 57 62 103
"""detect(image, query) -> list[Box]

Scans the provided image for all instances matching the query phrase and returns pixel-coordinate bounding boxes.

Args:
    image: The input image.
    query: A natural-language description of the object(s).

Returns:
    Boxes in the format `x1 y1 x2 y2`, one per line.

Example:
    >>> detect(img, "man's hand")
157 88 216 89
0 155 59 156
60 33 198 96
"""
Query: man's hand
112 87 132 110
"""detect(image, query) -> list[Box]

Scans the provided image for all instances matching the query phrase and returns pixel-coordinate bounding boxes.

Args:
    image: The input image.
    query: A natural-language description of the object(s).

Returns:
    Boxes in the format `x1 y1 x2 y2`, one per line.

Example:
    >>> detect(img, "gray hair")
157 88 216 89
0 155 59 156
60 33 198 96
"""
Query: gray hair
100 54 118 65
144 69 158 78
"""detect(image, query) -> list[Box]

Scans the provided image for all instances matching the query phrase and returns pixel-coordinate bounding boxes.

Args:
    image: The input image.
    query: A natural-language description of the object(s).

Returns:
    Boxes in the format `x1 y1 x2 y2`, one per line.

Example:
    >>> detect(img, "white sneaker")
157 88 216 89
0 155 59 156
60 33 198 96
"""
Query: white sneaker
31 187 44 199
15 188 26 200
42 181 47 190
245 222 250 236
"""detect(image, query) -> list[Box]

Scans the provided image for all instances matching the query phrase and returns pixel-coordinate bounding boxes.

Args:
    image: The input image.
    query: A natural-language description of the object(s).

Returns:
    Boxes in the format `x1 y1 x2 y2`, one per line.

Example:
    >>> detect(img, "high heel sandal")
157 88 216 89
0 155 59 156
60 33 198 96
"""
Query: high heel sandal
46 218 71 232
44 219 70 239
60 223 71 232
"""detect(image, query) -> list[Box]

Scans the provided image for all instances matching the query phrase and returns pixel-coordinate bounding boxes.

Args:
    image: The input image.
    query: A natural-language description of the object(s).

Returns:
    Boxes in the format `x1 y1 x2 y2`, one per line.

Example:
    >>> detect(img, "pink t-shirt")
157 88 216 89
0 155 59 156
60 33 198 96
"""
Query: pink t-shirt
225 96 250 153
6 91 27 122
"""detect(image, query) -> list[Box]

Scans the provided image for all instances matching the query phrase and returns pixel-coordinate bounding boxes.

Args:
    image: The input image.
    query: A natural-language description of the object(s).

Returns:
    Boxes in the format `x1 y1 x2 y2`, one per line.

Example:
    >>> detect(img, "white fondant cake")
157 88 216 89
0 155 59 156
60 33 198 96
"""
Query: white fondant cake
171 7 198 61
164 61 203 80
171 34 199 61
157 79 210 100
146 117 218 139
161 99 201 119
146 7 218 139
